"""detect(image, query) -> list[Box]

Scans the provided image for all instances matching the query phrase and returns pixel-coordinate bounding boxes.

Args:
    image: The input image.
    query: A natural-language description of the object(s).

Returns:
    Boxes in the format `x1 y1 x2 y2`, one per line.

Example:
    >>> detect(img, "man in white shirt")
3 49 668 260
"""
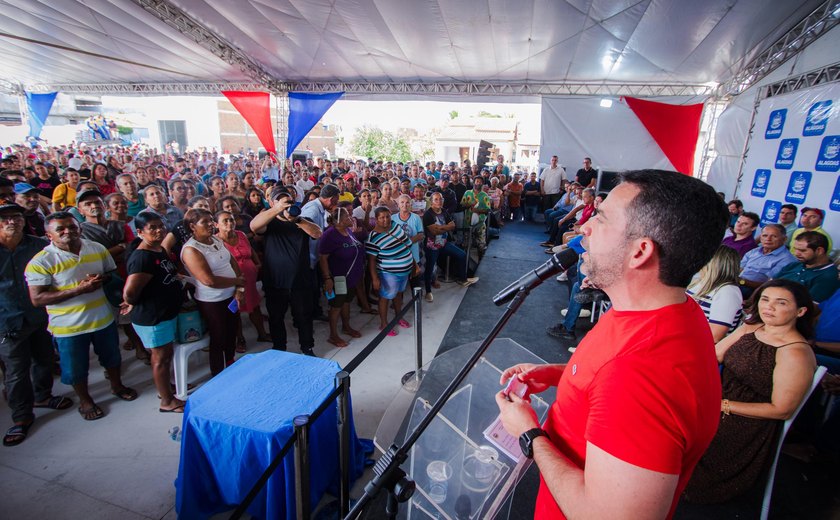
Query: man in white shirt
540 155 565 211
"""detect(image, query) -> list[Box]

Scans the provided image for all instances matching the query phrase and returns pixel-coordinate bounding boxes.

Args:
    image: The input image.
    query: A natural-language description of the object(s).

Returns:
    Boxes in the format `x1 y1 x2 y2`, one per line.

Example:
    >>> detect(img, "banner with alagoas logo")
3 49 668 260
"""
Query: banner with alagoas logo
737 82 839 248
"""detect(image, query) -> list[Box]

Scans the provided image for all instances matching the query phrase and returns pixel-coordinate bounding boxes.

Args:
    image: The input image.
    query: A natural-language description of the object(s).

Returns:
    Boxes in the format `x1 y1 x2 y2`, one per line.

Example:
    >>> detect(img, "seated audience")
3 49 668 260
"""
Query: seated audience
422 191 479 302
777 231 839 303
789 207 833 254
687 245 743 342
738 223 796 296
684 279 818 504
721 211 759 258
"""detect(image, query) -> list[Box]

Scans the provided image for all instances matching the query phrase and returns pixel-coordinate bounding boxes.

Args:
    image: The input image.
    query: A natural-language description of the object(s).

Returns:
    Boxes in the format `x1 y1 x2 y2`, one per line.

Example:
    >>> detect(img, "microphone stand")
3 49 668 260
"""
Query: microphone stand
345 286 532 519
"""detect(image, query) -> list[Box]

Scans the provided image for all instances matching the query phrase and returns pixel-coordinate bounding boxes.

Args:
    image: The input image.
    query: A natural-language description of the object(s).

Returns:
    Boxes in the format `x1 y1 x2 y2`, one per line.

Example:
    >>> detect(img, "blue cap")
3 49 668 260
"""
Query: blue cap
13 182 38 194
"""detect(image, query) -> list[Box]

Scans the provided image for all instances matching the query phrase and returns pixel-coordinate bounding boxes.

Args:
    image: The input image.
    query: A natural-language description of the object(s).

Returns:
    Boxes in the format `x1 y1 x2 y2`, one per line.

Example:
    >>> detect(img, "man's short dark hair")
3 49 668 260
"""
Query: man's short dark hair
781 204 797 214
727 199 743 209
320 184 340 199
741 212 760 227
795 231 829 253
45 211 74 224
620 170 728 288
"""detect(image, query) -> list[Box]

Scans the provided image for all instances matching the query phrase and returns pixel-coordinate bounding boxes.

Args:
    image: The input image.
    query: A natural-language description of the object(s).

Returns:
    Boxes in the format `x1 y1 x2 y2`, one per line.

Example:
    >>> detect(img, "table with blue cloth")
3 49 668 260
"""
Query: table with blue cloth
175 350 369 520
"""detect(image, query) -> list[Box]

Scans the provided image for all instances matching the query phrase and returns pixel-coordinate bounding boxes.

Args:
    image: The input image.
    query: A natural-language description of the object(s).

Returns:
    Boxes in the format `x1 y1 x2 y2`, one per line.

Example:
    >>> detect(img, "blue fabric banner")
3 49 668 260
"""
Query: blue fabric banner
286 92 343 157
25 91 58 139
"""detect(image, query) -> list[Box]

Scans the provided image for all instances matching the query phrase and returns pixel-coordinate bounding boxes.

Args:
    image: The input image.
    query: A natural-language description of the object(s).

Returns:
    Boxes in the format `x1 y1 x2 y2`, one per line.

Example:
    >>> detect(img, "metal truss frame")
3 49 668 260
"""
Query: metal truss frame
760 61 840 99
719 0 840 97
130 0 281 89
21 81 713 97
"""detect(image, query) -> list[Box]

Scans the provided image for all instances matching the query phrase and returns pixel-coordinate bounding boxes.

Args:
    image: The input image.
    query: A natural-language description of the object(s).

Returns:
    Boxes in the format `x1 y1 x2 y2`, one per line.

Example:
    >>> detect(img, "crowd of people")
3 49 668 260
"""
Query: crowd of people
0 142 562 446
2 140 838 517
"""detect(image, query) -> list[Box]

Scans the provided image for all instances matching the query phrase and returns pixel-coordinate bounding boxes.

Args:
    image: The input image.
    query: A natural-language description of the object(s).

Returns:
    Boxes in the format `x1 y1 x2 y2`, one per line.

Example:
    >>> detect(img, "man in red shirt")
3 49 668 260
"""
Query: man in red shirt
496 170 728 519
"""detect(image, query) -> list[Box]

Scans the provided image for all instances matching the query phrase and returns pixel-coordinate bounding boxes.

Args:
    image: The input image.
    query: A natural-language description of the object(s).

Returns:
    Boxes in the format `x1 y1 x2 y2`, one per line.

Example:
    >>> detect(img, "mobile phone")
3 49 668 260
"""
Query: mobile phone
227 299 239 313
503 376 529 399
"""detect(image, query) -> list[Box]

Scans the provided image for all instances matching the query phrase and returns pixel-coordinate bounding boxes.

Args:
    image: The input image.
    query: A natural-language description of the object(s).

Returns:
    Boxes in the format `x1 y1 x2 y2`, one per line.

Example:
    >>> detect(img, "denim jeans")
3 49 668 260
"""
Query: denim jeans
544 209 567 229
563 281 586 332
54 321 120 386
424 242 467 291
524 205 537 222
0 321 54 423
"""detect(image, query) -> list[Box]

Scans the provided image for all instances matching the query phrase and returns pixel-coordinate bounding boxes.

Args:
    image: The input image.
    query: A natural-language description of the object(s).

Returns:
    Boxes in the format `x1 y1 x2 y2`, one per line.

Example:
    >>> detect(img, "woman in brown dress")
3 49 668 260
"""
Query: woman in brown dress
683 279 818 503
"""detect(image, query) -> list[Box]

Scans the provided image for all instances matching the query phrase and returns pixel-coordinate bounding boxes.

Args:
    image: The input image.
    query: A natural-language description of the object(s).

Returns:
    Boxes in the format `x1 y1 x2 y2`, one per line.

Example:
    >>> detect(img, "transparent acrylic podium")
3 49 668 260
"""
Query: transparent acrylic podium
374 338 550 520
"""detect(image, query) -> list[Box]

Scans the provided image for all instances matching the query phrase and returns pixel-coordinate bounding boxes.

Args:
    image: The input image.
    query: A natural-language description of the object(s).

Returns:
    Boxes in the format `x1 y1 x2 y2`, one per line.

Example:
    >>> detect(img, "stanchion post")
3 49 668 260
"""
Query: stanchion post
336 371 351 518
413 287 423 375
401 289 424 390
294 415 311 520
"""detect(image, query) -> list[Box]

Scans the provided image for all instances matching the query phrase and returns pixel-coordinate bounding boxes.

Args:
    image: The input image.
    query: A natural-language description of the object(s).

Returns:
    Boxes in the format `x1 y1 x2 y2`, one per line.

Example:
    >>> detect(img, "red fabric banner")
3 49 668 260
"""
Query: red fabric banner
624 97 704 175
221 91 276 154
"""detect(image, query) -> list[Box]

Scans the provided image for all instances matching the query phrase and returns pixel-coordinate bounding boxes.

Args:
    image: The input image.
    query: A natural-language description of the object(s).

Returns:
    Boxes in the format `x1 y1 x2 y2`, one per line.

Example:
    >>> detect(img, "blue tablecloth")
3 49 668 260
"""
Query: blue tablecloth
175 350 367 519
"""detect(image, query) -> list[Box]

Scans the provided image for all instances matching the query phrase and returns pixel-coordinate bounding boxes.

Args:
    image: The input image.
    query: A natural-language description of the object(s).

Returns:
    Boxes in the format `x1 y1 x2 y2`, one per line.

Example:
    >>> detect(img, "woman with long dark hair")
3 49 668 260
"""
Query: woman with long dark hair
123 212 185 412
684 279 819 504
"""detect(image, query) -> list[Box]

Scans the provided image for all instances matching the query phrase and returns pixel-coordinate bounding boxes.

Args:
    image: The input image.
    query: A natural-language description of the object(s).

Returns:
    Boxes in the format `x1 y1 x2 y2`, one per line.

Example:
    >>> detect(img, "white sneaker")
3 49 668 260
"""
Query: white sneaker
560 308 591 318
556 272 568 282
568 346 577 353
425 292 434 302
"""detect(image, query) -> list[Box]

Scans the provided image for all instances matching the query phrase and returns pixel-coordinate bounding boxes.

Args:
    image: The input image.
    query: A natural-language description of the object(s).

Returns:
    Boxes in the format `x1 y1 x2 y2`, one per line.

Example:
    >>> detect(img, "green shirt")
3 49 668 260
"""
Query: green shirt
776 261 840 302
462 189 491 225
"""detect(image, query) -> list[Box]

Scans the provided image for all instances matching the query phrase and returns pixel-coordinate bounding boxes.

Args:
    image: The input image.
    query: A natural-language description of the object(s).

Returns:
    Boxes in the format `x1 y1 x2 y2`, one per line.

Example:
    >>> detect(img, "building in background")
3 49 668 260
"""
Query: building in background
434 117 518 166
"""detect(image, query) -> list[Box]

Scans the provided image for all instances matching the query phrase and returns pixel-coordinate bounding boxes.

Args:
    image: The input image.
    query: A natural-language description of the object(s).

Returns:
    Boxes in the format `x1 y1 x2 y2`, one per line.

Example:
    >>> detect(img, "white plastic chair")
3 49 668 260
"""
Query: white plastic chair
173 335 210 400
760 365 827 520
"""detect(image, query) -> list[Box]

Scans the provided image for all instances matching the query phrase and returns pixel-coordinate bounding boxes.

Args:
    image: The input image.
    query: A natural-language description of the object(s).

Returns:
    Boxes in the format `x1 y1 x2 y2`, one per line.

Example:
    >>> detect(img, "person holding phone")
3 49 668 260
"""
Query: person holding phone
318 206 365 347
250 188 322 356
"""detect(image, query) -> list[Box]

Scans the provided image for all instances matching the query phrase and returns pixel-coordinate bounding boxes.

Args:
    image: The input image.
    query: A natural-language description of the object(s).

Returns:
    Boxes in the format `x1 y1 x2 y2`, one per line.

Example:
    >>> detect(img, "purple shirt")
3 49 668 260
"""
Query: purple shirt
722 235 758 258
317 226 365 288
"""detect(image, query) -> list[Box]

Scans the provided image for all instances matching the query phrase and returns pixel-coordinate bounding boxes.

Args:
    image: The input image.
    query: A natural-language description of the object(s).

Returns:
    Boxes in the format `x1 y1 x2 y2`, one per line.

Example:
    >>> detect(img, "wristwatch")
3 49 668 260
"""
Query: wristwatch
519 427 548 459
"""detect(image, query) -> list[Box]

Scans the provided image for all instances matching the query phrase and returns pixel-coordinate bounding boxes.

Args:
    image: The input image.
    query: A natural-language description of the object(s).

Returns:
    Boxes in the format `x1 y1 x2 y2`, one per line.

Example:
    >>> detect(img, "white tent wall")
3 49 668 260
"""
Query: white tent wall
539 96 699 179
707 24 840 197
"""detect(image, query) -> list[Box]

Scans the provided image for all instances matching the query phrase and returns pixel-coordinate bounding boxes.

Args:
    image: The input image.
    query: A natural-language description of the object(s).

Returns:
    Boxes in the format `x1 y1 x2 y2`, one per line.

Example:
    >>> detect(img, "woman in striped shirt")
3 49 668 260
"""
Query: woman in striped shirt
687 245 744 342
366 207 419 336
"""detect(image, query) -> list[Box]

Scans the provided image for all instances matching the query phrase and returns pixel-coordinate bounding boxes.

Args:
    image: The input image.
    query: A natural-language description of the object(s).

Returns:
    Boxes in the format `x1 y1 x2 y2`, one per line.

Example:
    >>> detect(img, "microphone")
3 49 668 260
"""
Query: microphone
493 247 579 306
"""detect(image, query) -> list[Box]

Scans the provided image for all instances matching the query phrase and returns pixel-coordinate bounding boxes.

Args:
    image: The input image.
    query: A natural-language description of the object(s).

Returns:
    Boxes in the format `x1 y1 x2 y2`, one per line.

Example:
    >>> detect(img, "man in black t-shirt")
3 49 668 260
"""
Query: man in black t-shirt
575 157 597 188
250 189 322 356
523 172 541 222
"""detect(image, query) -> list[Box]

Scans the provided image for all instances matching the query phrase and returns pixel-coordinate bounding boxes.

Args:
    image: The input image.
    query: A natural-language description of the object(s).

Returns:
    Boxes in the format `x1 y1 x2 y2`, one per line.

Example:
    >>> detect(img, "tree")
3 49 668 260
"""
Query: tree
476 110 502 118
349 125 412 162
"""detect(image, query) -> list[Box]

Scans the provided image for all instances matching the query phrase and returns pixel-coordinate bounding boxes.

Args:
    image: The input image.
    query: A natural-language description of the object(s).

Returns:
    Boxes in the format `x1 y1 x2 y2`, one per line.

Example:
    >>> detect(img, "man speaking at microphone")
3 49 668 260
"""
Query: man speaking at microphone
496 170 728 519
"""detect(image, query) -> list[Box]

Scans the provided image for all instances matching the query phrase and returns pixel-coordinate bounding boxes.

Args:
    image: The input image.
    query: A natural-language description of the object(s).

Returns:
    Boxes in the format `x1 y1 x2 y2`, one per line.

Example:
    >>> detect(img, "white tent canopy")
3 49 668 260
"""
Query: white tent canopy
0 0 829 93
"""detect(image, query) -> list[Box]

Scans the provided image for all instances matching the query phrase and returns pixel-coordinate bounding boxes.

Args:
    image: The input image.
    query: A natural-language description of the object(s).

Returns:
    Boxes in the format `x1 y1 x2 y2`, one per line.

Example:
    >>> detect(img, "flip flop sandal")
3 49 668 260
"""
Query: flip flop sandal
380 327 398 337
111 387 138 401
159 404 185 413
398 319 411 329
34 396 73 410
78 404 105 421
3 422 33 446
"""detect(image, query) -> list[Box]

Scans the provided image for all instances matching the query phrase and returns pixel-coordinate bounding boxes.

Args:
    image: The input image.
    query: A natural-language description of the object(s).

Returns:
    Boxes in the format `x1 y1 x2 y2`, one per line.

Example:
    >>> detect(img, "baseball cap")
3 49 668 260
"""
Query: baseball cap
76 188 103 202
440 174 451 181
800 207 825 219
13 182 39 194
0 202 25 214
